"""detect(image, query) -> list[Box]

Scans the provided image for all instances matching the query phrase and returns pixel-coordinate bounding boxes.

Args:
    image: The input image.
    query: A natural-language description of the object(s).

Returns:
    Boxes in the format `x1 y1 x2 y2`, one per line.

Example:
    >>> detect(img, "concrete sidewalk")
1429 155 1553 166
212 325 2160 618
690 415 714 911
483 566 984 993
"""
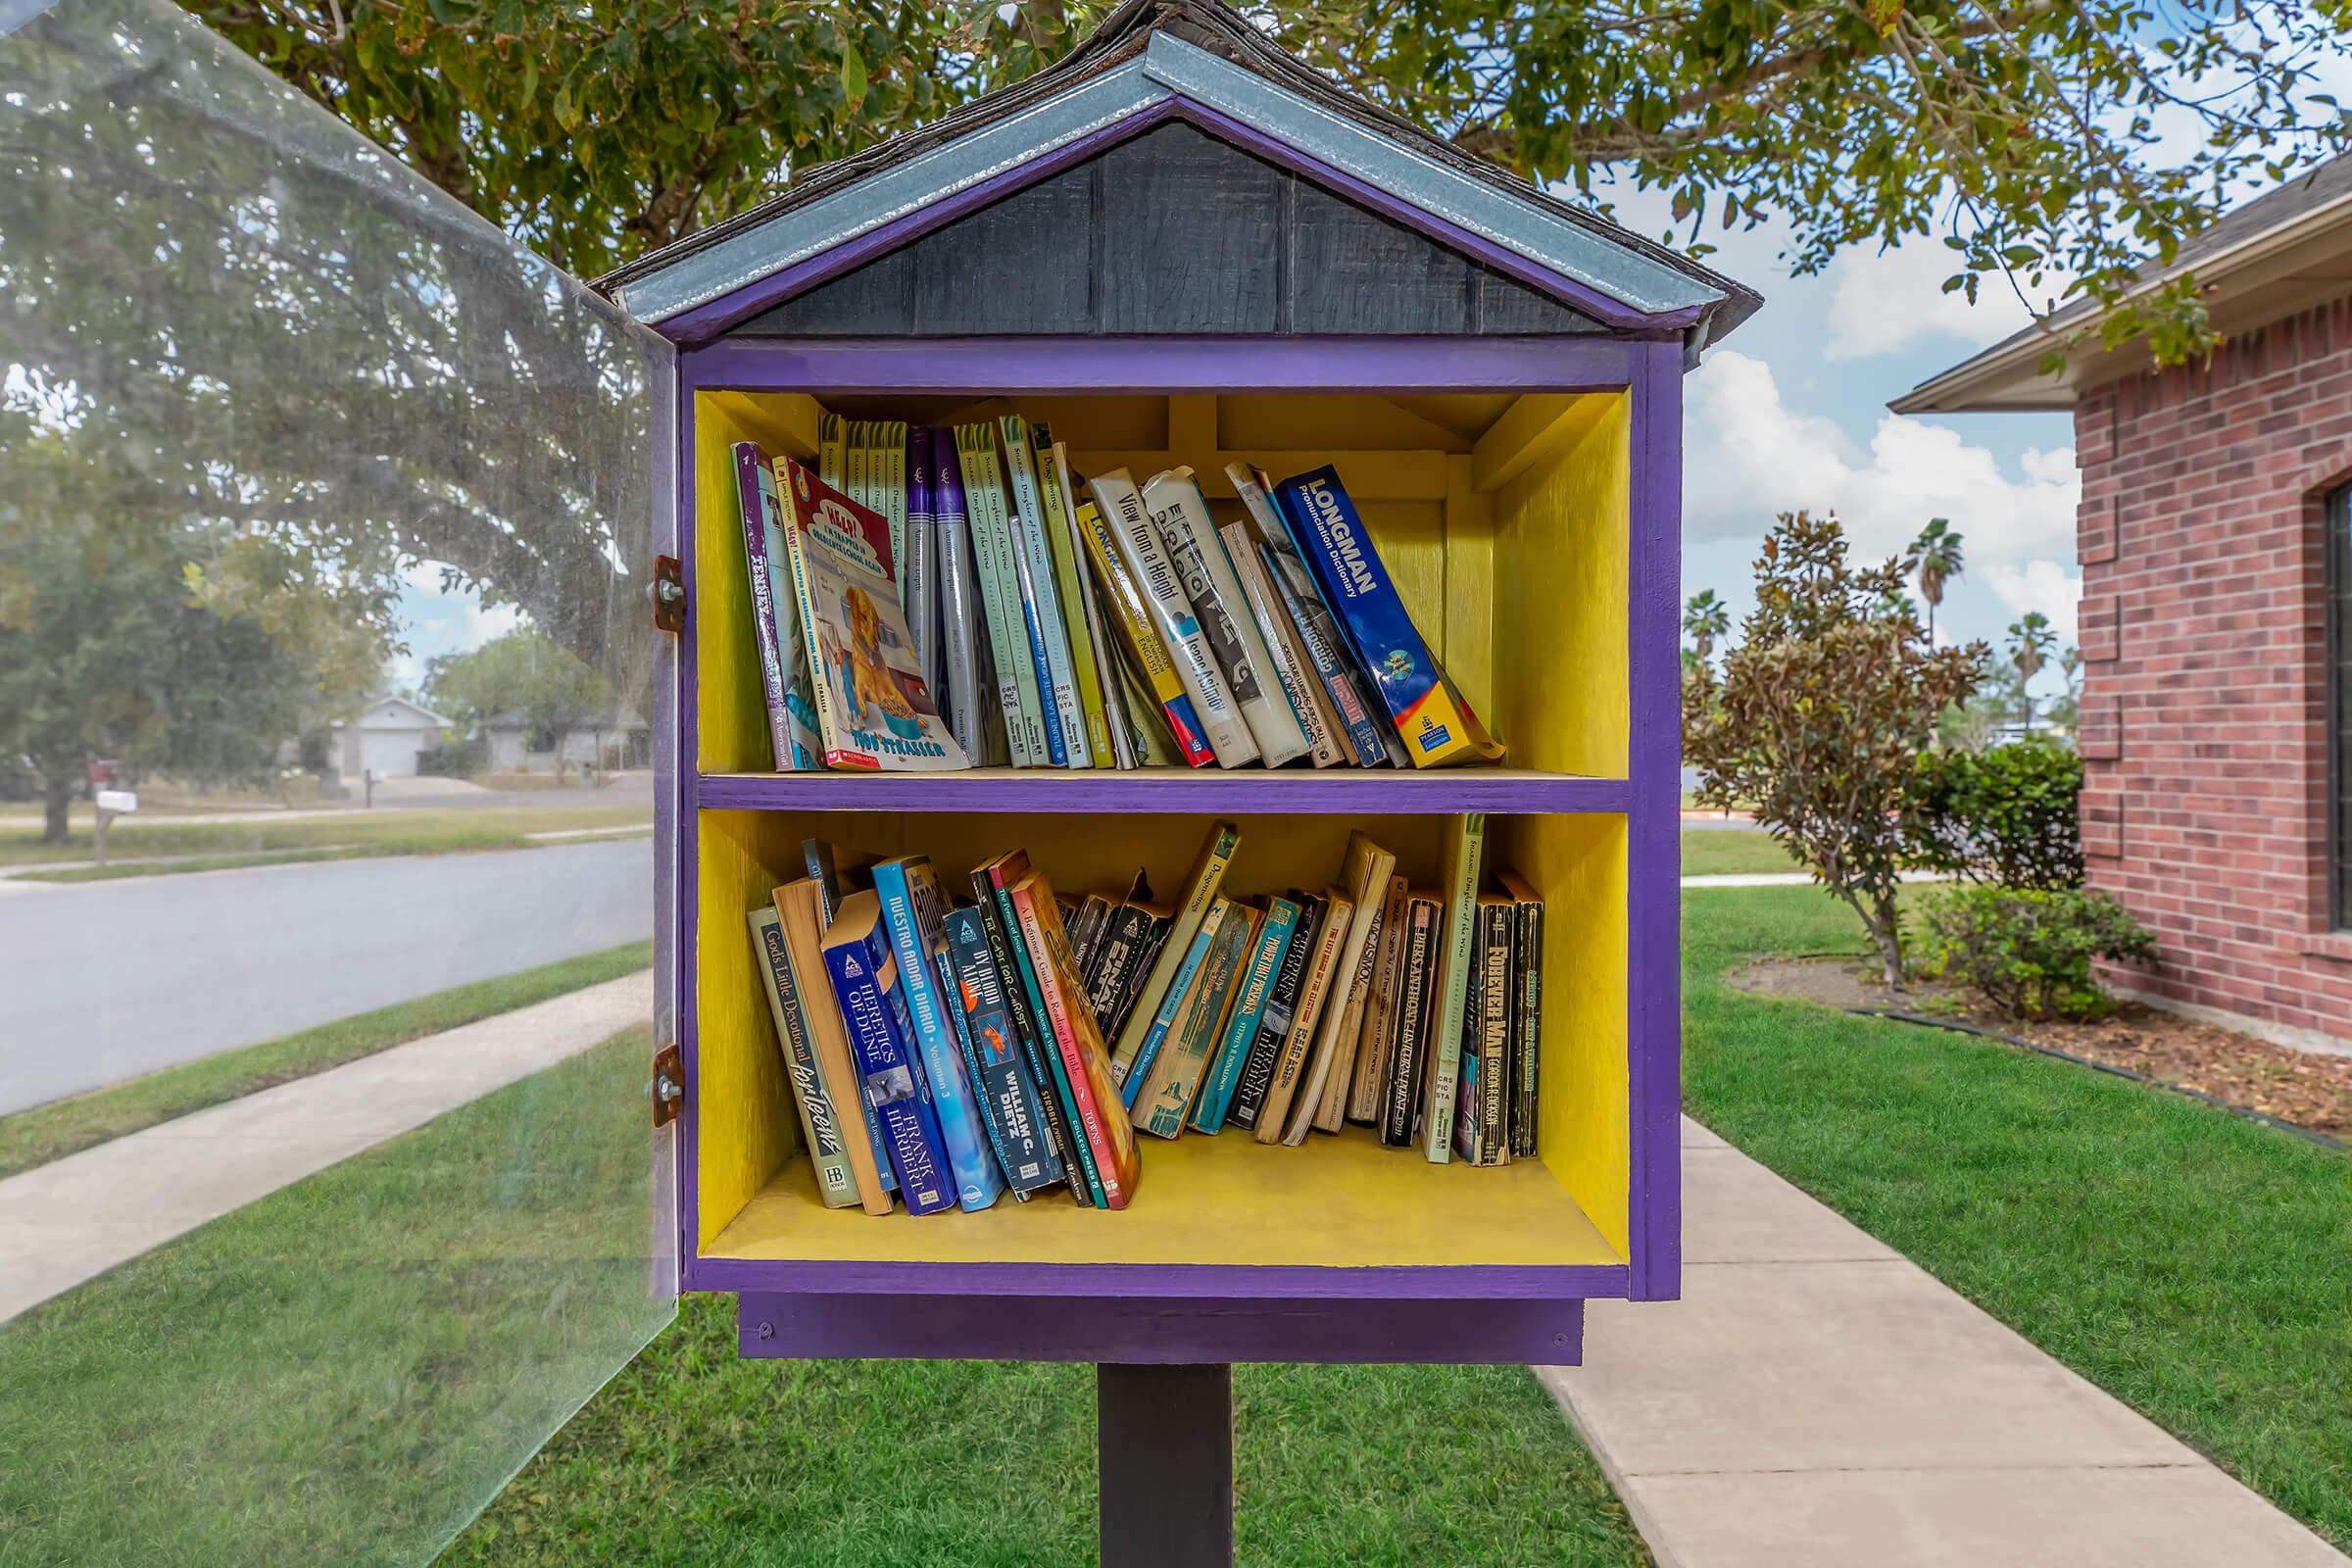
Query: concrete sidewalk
1542 1118 2349 1567
1682 869 1948 889
0 972 651 1325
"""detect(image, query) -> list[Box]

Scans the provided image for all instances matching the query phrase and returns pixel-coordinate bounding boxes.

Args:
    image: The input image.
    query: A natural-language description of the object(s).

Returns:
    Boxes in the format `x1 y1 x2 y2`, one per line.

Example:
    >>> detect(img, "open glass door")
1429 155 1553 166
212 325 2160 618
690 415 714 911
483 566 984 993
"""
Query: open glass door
0 0 678 1559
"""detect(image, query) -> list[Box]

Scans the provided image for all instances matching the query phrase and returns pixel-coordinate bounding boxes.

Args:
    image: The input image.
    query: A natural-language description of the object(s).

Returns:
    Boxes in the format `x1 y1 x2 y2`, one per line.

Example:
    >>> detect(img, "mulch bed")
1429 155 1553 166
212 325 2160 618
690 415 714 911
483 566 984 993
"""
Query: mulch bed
1731 956 2352 1142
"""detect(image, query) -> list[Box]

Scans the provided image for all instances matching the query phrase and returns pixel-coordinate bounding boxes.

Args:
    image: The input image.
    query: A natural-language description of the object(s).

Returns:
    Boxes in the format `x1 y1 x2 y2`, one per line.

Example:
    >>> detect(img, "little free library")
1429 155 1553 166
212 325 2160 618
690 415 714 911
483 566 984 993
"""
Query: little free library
601 0 1756 1550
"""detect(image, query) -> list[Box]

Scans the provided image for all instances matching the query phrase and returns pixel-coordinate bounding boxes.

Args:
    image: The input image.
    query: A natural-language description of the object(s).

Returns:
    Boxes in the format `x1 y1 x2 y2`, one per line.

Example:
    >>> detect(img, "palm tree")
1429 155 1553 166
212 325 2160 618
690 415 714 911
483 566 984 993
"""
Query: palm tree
1910 517 1965 643
1683 589 1731 666
2009 611 2056 732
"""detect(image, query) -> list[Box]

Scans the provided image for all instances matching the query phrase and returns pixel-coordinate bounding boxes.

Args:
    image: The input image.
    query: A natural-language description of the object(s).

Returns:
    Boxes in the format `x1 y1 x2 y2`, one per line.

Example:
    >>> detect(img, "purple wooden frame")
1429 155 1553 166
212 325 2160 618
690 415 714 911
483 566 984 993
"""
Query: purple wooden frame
665 330 1683 1364
652 93 1703 346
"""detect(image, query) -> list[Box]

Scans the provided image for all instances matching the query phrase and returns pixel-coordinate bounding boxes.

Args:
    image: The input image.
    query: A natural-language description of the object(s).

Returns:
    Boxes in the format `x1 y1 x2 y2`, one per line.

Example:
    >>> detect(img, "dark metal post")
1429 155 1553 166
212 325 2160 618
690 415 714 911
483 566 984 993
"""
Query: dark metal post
1098 1362 1234 1568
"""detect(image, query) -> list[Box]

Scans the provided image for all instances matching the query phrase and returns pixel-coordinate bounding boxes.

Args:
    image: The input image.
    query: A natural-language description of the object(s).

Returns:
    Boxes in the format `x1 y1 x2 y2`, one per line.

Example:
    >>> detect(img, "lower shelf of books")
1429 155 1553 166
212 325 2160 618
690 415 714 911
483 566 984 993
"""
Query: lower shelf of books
705 1122 1622 1272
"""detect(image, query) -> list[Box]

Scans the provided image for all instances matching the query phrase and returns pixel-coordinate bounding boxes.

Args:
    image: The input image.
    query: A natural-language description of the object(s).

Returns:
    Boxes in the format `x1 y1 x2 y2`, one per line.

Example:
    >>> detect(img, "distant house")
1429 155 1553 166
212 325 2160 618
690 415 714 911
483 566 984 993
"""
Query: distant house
331 695 449 779
481 707 650 773
1895 153 2352 1054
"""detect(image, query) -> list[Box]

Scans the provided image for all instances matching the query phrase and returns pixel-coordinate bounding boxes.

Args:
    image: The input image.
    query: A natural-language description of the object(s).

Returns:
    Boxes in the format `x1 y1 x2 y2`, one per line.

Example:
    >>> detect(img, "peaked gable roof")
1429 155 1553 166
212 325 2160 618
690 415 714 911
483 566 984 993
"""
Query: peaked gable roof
598 0 1758 346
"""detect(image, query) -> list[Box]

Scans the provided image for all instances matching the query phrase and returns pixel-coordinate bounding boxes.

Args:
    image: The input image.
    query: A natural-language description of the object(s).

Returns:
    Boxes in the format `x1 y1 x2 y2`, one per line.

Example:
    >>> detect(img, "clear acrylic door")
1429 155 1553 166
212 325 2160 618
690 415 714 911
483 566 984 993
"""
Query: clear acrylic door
0 0 678 1559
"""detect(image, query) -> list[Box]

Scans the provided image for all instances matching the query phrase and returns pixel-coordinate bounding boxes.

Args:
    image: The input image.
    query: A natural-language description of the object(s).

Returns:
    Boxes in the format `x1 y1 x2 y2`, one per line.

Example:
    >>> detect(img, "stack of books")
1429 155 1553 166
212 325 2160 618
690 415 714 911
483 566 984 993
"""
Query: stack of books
746 816 1549 1216
731 411 1505 776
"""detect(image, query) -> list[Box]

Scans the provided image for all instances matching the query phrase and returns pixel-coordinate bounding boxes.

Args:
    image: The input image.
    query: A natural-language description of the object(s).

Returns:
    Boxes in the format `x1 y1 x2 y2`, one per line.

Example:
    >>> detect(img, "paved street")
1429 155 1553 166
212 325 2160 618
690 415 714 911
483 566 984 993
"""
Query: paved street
0 839 651 1115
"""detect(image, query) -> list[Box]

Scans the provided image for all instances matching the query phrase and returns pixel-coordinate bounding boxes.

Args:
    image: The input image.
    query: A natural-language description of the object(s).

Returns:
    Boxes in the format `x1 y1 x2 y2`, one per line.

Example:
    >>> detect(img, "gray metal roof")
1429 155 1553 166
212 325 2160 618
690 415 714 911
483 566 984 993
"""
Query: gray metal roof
596 0 1760 341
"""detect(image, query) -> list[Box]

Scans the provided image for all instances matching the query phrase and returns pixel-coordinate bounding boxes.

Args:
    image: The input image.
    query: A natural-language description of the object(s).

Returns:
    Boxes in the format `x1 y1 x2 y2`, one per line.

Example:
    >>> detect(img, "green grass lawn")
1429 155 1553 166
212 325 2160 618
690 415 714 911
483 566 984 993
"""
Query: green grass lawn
0 1026 1648 1568
1682 883 2352 1549
0 804 651 870
0 940 652 1181
1677 827 1802 876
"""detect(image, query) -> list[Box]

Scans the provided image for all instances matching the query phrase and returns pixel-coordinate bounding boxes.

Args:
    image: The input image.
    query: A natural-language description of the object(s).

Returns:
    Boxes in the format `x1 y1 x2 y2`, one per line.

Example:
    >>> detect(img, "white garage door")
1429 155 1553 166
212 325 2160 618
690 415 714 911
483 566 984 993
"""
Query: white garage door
360 727 426 777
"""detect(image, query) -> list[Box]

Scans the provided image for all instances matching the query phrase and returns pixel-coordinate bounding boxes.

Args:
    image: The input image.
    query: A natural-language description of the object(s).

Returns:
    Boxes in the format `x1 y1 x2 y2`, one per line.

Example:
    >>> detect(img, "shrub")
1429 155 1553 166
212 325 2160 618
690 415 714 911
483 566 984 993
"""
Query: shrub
1908 734 2083 891
1918 886 2157 1020
417 735 485 777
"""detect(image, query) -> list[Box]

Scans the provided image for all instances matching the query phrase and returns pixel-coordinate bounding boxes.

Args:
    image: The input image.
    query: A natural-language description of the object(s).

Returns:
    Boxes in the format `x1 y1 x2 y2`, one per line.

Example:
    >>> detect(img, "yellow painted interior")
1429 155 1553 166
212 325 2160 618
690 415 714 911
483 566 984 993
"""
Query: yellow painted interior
1493 393 1630 779
1494 811 1630 1254
687 390 1637 1271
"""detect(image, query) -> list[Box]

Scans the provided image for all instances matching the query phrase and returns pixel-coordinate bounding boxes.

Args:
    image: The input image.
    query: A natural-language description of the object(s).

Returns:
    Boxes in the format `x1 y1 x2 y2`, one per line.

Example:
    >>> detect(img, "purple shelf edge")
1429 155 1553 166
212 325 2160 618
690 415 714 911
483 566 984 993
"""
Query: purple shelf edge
693 769 1631 814
687 1256 1632 1300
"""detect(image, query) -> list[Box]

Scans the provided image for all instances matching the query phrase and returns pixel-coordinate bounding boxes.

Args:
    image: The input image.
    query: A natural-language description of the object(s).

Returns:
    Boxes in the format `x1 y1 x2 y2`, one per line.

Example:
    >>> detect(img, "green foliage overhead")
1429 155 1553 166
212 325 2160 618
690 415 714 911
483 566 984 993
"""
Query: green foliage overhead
1908 733 2083 891
1685 510 1985 983
1919 884 2158 1020
425 628 616 734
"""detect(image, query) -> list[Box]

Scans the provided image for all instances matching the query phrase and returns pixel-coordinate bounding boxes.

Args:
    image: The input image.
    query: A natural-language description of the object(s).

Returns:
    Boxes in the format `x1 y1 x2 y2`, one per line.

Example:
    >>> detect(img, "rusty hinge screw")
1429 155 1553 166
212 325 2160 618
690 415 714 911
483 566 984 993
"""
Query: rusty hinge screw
651 555 686 633
651 1042 684 1128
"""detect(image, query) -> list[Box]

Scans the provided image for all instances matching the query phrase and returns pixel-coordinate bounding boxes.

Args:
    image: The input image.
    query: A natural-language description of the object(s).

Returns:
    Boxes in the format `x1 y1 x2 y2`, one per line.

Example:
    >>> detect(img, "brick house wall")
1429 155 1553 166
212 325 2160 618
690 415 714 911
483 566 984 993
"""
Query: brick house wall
2073 295 2349 1044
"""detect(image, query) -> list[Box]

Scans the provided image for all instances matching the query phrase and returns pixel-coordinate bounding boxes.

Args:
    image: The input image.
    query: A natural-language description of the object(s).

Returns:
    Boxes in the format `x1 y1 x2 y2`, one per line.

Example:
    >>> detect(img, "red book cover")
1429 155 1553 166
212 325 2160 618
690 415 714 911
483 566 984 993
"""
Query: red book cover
1009 870 1142 1209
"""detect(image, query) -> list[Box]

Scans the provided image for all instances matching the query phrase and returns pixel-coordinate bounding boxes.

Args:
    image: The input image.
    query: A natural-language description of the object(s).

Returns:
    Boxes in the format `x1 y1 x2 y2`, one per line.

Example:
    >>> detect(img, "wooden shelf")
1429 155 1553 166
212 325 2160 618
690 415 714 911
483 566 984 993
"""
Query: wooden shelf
696 766 1628 815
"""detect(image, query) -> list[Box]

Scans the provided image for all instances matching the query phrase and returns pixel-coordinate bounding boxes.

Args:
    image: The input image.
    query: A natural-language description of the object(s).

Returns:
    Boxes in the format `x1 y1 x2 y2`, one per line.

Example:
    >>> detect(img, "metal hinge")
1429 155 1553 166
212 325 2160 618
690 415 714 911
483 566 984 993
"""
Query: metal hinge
651 1043 684 1128
651 556 686 634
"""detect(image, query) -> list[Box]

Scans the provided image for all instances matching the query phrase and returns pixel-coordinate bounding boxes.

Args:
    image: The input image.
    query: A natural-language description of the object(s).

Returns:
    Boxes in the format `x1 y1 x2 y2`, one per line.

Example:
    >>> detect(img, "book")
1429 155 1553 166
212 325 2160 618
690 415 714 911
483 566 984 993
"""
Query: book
1087 469 1257 766
1228 893 1322 1132
1454 910 1490 1164
956 422 1051 767
999 416 1090 767
1498 867 1545 1158
1132 898 1255 1138
772 460 968 771
1087 566 1142 770
930 434 994 767
872 857 1006 1210
1380 889 1443 1149
748 906 860 1207
773 878 896 1211
1075 496 1215 768
1118 896 1227 1111
942 905 1066 1194
1475 888 1515 1165
819 889 955 1215
1106 818 1242 1087
1035 428 1118 766
1269 465 1503 768
1191 897 1299 1134
1221 514 1346 768
976 851 1097 1206
1252 886 1353 1144
1008 868 1142 1208
1421 811 1487 1161
904 426 939 702
1091 896 1169 1042
1004 495 1071 766
1257 533 1387 768
802 837 877 924
1282 830 1397 1146
818 411 846 488
1071 891 1120 979
733 443 822 771
1141 466 1309 767
871 421 909 617
1347 873 1412 1125
1311 872 1388 1134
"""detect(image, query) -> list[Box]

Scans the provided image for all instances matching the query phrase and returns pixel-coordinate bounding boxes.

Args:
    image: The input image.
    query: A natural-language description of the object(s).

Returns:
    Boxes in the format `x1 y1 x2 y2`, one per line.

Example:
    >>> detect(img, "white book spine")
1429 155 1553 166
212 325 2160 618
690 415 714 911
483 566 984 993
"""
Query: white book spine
1143 467 1308 767
818 412 846 491
1088 469 1257 767
933 436 989 766
875 421 909 617
904 432 938 704
1058 475 1139 769
1223 519 1344 767
998 420 1092 768
956 427 1050 767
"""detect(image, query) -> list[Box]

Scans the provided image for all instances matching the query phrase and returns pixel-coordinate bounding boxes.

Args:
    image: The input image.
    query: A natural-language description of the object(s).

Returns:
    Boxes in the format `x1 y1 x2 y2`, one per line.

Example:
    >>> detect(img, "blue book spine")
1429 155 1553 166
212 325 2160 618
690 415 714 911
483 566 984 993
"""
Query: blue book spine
873 859 1004 1211
1191 899 1299 1133
821 926 956 1216
1007 527 1070 766
1118 914 1222 1111
1258 534 1387 768
944 906 1065 1193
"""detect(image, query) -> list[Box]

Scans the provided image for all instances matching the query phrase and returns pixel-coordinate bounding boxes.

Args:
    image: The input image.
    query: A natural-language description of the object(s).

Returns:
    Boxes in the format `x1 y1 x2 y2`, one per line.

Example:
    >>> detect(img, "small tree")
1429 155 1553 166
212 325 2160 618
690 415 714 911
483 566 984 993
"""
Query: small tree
1682 589 1730 666
1909 518 1965 644
2008 612 2057 731
1687 512 1986 985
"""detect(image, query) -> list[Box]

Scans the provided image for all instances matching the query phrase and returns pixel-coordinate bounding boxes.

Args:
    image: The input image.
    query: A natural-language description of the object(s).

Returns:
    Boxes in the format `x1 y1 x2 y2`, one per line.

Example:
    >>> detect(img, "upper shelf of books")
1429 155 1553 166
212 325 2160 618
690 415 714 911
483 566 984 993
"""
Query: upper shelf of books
695 390 1639 791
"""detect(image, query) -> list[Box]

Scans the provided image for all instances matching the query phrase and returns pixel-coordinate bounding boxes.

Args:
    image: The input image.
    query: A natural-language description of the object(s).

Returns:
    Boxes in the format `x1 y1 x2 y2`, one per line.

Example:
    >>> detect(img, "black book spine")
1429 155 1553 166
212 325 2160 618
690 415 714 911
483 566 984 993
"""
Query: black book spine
1072 896 1115 981
1230 896 1324 1131
964 869 1078 1182
1511 896 1544 1158
1381 903 1437 1148
1084 906 1152 1032
1106 914 1173 1045
1479 903 1513 1163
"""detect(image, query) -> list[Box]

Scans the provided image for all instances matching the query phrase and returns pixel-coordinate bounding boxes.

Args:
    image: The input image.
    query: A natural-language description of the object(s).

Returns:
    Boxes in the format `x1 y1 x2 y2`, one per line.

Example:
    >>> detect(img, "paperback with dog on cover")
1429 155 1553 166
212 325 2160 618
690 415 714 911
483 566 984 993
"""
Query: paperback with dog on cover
773 458 969 772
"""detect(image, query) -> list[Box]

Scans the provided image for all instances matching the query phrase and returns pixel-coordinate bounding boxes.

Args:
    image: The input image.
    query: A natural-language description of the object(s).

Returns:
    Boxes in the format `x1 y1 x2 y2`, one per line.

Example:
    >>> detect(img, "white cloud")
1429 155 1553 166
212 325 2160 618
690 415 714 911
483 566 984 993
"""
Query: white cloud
1983 559 2082 644
1823 238 2065 362
1685 350 2079 571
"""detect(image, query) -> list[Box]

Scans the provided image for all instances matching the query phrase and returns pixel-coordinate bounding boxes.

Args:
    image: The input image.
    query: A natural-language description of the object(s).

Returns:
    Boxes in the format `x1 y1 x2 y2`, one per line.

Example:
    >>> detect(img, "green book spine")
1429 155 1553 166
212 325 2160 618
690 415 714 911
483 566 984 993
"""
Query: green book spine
955 424 1050 767
999 416 1091 766
1422 811 1487 1162
1034 424 1117 765
749 907 859 1207
982 858 1105 1207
